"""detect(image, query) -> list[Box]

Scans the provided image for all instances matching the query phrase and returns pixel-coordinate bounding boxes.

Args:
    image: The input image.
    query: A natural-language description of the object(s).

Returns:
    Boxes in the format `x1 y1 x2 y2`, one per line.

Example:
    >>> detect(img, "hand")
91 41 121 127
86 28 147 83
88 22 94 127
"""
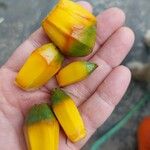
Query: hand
0 1 134 150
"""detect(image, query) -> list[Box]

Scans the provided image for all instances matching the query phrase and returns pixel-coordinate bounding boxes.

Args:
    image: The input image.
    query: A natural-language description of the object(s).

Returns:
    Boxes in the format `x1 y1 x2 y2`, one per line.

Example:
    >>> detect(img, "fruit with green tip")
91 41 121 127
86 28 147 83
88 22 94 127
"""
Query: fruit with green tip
56 61 98 87
51 88 86 142
42 0 96 57
24 103 59 150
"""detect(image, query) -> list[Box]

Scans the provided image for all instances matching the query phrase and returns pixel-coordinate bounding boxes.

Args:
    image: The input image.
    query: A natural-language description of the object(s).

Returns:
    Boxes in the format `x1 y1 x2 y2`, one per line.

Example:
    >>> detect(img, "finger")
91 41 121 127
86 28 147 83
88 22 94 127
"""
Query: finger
96 27 135 67
63 27 134 106
96 7 125 46
4 1 93 72
88 7 126 59
70 66 131 149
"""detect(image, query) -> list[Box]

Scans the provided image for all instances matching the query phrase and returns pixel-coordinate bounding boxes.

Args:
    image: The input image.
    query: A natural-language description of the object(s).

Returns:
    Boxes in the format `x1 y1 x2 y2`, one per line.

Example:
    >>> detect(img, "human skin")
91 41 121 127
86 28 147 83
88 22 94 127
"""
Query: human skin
0 1 134 150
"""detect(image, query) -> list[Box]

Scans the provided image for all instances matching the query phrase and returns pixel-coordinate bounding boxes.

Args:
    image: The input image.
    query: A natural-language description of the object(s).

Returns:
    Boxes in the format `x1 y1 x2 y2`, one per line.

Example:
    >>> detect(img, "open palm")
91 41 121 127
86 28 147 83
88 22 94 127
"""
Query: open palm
0 1 134 150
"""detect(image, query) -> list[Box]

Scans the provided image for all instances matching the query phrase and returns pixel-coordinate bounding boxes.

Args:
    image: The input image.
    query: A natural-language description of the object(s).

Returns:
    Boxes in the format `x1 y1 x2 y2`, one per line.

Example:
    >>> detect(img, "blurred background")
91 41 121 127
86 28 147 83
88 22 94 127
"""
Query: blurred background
0 0 150 149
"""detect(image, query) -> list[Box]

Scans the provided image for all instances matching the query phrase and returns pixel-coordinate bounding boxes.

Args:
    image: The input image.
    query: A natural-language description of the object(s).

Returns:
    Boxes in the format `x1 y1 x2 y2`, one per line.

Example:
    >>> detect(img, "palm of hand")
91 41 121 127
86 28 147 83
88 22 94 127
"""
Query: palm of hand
0 2 134 150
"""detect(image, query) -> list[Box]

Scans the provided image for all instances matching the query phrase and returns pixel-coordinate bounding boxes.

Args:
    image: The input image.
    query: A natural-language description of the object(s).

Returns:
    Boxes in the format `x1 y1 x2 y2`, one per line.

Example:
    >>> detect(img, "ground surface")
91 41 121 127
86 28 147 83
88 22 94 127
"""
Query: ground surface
0 0 150 150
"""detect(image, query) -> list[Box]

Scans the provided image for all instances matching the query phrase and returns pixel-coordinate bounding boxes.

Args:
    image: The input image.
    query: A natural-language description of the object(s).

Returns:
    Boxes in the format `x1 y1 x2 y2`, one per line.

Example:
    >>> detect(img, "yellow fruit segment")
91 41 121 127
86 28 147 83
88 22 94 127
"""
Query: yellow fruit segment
42 21 66 52
24 121 59 150
56 0 96 24
53 99 86 142
15 43 63 90
51 88 86 142
56 61 98 87
42 0 96 57
24 104 59 150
